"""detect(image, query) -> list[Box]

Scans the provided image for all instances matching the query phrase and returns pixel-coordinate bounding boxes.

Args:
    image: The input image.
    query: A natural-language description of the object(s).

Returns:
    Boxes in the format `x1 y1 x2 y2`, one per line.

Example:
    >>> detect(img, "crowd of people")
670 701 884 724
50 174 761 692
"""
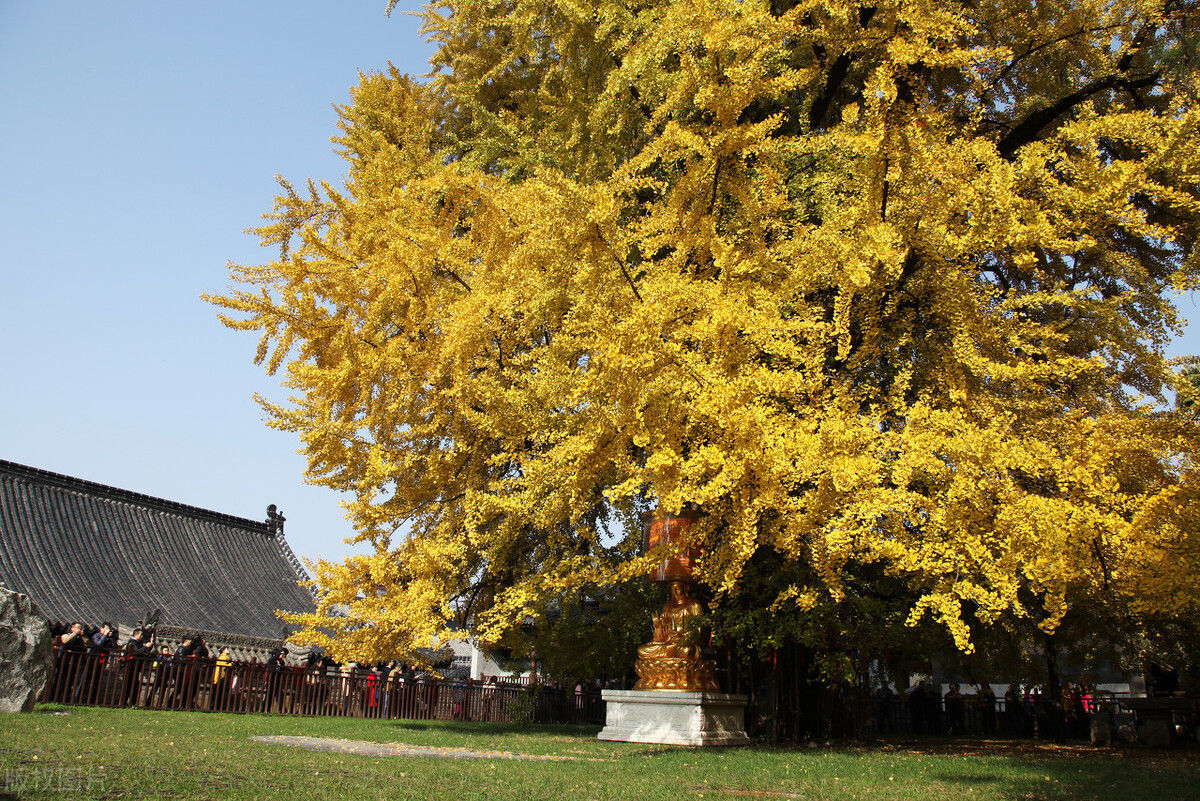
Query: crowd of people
871 680 1114 740
47 623 221 709
43 622 607 724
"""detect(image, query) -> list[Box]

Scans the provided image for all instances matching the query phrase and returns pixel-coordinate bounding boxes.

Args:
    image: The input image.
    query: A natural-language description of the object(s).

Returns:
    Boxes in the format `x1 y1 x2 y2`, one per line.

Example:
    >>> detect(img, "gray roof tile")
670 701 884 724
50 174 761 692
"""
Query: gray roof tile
0 459 315 639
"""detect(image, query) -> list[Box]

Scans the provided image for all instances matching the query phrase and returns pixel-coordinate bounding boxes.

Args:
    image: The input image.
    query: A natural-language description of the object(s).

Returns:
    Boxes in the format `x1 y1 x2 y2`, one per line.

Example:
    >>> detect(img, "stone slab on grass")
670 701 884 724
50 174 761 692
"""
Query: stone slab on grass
251 735 602 761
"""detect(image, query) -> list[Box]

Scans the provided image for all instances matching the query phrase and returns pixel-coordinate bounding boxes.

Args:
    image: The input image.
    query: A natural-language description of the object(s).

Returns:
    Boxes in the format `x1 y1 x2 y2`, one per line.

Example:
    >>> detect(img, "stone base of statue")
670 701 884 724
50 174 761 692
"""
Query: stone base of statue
597 690 750 746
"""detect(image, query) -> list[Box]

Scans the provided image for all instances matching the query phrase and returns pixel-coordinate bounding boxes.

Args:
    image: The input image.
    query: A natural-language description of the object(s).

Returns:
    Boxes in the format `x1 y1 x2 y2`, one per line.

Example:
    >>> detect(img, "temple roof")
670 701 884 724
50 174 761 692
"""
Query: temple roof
0 458 315 641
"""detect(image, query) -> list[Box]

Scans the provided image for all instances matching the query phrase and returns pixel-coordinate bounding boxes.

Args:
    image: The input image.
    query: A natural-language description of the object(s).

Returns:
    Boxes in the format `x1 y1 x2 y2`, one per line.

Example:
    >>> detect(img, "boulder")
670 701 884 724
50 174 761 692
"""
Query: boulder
0 587 54 712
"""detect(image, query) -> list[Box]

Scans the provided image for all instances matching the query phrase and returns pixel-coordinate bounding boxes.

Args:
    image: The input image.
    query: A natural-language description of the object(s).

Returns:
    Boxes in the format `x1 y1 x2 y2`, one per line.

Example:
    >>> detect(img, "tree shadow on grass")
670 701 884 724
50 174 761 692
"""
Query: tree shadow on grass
648 738 1199 799
883 740 1200 801
927 759 1199 801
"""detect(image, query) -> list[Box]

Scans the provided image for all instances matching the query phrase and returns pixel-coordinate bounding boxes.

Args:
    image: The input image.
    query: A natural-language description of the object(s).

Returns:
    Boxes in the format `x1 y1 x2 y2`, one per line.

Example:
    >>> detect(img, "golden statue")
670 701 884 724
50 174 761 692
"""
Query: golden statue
634 580 719 691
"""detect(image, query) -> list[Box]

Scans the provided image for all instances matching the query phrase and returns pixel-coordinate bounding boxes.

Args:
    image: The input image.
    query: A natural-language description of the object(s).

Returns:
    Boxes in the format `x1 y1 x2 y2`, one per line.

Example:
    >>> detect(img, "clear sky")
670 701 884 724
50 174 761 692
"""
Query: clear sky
0 1 433 567
2 2 1199 570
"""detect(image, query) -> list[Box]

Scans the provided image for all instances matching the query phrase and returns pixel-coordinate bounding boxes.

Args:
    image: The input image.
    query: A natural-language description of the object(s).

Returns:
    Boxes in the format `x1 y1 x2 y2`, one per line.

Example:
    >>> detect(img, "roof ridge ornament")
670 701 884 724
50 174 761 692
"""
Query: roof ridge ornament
266 504 286 536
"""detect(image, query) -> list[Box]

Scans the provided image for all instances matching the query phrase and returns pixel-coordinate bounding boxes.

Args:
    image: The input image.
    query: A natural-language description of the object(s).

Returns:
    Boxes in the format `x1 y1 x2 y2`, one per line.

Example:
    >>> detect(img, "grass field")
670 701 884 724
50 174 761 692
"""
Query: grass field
1 705 1197 800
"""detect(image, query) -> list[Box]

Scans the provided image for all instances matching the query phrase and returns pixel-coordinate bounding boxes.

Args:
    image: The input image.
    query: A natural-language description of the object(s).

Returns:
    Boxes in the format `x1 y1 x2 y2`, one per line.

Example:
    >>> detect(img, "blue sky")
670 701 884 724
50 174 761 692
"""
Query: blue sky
2 2 1198 569
0 2 433 566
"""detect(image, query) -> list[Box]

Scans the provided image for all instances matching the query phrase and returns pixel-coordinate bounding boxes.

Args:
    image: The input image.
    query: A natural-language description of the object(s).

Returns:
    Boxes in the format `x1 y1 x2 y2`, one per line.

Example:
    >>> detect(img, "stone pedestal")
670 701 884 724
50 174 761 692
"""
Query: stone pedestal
597 689 750 746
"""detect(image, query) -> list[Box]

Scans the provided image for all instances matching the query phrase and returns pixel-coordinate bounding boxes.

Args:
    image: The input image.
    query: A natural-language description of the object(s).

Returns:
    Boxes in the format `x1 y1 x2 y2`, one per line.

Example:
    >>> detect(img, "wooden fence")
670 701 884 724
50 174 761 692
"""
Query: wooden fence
44 648 1193 743
41 648 606 725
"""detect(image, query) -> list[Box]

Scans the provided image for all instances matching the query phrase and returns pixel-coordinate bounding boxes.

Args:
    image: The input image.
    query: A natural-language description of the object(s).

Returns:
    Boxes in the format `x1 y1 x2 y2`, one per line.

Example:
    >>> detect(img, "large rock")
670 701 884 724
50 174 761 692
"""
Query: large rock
0 587 54 712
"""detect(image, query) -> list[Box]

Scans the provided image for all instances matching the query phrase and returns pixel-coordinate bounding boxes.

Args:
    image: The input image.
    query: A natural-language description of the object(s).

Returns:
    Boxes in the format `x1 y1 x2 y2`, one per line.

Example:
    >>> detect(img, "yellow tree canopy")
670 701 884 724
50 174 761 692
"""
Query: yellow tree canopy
209 0 1200 664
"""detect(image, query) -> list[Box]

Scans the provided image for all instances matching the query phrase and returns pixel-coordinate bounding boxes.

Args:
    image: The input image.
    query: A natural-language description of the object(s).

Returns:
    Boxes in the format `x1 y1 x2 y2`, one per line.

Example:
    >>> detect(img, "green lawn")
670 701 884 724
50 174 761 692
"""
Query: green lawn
1 705 1197 800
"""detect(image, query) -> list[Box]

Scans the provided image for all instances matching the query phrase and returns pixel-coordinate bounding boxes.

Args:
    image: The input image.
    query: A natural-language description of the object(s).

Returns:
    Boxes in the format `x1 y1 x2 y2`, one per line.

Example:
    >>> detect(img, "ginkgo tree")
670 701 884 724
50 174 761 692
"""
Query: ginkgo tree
210 0 1200 672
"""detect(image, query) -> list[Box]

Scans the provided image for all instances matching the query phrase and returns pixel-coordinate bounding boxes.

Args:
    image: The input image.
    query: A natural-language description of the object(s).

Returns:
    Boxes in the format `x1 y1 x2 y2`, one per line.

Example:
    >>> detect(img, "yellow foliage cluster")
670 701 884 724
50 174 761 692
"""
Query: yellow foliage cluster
209 0 1200 663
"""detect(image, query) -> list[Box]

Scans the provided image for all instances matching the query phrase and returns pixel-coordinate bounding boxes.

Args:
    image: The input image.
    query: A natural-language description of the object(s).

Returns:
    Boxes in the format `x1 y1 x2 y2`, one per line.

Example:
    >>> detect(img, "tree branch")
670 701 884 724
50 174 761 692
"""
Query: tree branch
996 73 1159 159
808 7 877 130
434 265 473 292
614 257 644 303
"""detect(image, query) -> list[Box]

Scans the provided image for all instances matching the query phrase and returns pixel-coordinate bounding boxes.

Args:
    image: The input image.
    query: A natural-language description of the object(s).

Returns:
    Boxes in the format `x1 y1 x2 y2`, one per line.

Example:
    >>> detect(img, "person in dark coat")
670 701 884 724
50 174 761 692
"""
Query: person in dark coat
906 682 927 734
80 622 118 704
167 636 193 708
149 644 172 707
1004 683 1023 737
301 651 324 715
977 683 997 736
873 683 895 734
169 635 209 709
119 628 154 707
187 635 210 708
265 648 288 713
944 683 965 735
53 622 87 702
